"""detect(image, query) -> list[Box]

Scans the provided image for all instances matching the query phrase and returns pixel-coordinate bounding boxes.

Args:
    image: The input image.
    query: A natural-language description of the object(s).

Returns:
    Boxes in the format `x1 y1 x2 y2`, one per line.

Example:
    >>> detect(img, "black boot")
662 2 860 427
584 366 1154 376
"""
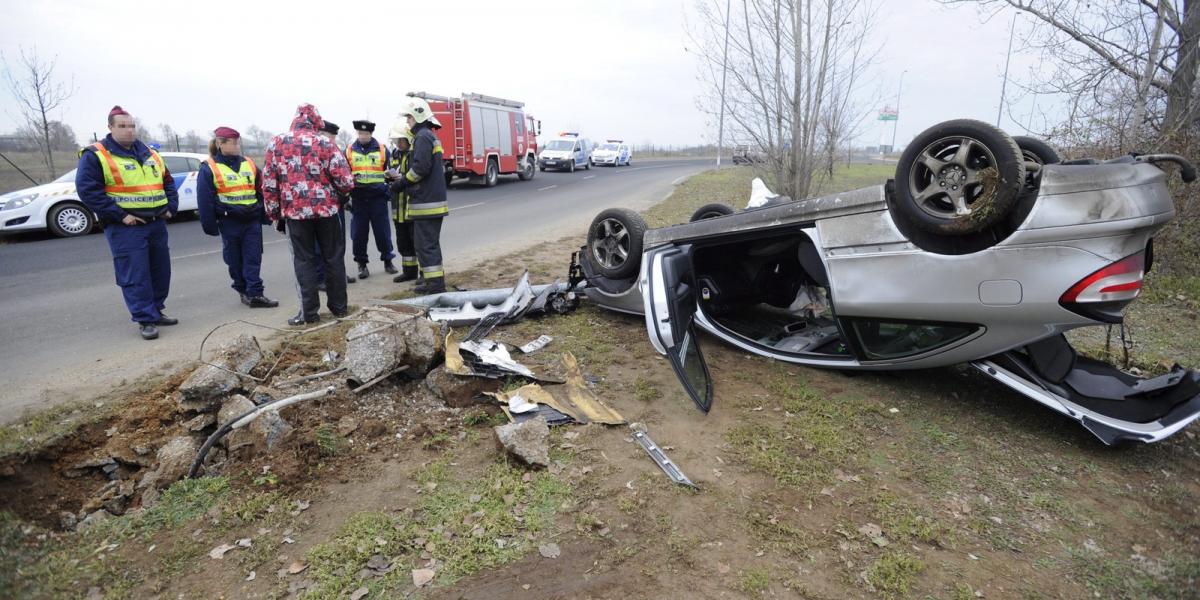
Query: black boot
347 275 357 284
139 323 159 340
248 296 279 308
288 313 319 326
239 293 251 306
413 277 446 294
358 264 370 280
384 259 398 275
393 269 419 283
154 314 179 326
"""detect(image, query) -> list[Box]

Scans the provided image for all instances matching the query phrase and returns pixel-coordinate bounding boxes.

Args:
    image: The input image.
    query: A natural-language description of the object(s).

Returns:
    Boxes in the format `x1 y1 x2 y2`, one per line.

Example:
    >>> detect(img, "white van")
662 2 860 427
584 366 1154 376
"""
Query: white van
538 133 593 172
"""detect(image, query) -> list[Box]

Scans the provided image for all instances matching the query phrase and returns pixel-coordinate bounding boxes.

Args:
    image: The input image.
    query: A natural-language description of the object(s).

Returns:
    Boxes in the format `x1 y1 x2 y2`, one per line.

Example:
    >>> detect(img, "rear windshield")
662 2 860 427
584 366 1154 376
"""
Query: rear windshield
599 143 618 151
545 140 574 151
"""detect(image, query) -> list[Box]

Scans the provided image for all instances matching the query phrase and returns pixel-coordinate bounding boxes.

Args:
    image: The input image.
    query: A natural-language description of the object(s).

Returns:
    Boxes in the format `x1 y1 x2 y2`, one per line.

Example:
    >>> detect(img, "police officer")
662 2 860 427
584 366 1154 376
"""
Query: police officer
390 98 447 294
196 126 278 308
385 121 418 283
347 120 396 280
317 120 356 287
76 105 180 340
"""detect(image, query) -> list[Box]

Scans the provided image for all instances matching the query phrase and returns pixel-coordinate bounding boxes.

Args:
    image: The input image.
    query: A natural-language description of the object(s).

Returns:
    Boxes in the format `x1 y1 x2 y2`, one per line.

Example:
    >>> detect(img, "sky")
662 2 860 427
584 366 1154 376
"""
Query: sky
0 0 1042 153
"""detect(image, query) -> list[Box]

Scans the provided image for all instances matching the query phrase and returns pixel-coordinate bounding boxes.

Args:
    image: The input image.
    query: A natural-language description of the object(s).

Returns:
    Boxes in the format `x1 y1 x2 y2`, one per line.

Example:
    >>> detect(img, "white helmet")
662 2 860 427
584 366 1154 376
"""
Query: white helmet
401 96 434 124
389 121 412 143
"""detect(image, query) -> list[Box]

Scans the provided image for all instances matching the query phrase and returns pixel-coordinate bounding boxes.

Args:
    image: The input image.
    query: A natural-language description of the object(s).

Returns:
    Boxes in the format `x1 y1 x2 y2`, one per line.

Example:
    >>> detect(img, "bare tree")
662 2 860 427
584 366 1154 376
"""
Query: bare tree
942 0 1200 150
244 124 273 155
689 0 881 199
157 123 178 150
336 129 351 149
2 46 76 180
182 130 203 153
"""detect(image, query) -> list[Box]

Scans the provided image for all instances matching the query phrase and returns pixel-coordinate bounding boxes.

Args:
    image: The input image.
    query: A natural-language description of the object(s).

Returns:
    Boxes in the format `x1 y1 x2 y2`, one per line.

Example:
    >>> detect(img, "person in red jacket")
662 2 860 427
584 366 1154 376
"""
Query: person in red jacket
261 104 355 326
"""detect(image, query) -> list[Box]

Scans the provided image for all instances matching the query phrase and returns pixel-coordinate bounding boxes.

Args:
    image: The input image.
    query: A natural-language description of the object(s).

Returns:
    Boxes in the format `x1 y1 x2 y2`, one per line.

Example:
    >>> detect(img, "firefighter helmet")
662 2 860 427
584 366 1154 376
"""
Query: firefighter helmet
401 96 434 124
389 121 413 143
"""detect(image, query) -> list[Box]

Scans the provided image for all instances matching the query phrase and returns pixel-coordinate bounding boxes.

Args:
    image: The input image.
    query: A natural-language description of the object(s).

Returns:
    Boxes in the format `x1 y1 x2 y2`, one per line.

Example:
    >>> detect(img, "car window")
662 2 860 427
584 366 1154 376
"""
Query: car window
847 318 978 360
545 140 573 151
162 156 190 175
186 158 203 172
54 169 77 183
600 143 618 151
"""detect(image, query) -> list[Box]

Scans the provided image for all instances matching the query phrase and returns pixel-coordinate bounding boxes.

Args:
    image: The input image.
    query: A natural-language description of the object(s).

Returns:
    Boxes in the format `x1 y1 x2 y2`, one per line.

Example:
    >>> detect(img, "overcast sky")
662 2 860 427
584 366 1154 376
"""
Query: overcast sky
0 0 1040 154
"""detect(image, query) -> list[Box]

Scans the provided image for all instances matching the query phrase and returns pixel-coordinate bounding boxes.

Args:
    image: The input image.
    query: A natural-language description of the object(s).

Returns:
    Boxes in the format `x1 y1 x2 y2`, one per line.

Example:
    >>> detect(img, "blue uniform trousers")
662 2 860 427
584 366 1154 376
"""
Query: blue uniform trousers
351 192 395 265
218 219 264 297
104 219 171 324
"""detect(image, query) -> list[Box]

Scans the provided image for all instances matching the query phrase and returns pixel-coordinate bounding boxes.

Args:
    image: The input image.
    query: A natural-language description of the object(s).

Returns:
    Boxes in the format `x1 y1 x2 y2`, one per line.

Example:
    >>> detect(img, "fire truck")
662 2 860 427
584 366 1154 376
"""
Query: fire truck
406 91 541 187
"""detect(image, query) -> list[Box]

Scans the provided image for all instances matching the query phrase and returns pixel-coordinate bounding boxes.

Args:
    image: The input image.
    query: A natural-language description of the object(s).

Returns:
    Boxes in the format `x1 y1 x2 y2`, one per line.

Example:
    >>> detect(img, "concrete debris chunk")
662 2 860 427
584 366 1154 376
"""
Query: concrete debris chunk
494 418 550 468
179 335 263 411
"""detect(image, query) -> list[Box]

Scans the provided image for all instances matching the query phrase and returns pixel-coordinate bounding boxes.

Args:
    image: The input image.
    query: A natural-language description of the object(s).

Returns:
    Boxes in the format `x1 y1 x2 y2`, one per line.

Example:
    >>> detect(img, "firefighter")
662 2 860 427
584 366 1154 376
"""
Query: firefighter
76 105 180 340
391 98 447 294
196 126 278 308
385 121 418 283
347 120 396 280
317 120 356 287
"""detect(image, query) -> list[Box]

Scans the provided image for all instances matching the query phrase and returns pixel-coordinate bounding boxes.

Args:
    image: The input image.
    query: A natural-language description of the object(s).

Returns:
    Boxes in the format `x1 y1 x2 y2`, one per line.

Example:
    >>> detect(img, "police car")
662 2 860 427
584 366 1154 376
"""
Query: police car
0 151 208 238
590 140 631 167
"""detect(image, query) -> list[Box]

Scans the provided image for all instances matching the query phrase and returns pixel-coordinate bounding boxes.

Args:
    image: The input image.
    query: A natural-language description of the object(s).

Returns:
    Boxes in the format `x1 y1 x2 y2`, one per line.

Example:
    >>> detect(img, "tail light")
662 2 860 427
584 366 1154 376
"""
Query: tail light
1059 250 1145 323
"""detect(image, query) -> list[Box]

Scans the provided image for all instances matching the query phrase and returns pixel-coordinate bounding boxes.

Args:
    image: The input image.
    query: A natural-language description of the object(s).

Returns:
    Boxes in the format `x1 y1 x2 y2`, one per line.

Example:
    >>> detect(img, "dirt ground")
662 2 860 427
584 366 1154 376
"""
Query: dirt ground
2 166 1198 599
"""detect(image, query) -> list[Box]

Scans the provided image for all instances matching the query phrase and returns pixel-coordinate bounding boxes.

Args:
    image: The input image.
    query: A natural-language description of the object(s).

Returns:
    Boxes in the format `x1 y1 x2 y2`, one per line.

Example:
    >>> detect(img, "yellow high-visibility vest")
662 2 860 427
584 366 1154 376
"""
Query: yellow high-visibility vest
207 156 258 205
346 140 386 185
90 142 168 210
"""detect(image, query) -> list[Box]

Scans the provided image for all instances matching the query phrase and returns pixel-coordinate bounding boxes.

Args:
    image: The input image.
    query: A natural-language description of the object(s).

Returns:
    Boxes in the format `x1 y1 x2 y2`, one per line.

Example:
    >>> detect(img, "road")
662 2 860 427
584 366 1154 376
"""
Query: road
0 159 712 423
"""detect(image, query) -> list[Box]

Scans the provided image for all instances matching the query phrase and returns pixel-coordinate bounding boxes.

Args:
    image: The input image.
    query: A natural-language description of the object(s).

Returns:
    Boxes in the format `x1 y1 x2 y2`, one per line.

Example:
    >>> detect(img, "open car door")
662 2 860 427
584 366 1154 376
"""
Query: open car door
641 245 715 412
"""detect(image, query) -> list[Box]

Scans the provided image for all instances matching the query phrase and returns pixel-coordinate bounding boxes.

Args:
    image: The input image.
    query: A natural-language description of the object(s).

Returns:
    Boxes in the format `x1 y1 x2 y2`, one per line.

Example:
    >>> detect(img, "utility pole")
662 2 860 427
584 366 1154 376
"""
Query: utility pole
890 70 906 153
997 11 1018 127
716 0 732 168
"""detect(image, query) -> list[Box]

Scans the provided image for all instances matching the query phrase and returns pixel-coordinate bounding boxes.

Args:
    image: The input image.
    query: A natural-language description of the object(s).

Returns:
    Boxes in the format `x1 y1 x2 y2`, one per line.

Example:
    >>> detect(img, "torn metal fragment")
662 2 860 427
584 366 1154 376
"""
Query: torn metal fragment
632 429 697 489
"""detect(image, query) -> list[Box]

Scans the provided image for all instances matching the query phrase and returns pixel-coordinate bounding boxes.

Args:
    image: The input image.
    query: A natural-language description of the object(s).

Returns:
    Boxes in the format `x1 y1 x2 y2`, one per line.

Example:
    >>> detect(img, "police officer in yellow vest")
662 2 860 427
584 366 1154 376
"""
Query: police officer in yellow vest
197 126 279 309
385 122 419 283
76 105 180 340
347 120 396 280
390 98 448 294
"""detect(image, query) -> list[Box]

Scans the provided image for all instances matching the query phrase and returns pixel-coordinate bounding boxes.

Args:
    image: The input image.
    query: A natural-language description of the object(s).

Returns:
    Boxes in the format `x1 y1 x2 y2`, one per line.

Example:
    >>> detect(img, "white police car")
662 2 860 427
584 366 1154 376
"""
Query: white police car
0 151 207 237
591 140 631 167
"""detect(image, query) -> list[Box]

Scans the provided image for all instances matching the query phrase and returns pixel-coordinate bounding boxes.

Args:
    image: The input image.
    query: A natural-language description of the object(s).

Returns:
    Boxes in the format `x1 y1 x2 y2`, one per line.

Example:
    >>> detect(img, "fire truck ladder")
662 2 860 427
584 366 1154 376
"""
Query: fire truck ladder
453 99 467 170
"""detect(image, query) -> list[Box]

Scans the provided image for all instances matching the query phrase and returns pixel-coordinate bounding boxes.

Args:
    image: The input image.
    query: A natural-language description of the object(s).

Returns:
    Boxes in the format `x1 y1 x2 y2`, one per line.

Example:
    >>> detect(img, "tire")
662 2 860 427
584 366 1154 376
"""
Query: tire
484 158 498 187
1013 136 1061 166
444 168 454 188
586 208 646 279
517 155 535 181
584 159 590 170
539 166 545 172
569 160 575 173
47 201 95 237
689 203 735 222
894 119 1025 236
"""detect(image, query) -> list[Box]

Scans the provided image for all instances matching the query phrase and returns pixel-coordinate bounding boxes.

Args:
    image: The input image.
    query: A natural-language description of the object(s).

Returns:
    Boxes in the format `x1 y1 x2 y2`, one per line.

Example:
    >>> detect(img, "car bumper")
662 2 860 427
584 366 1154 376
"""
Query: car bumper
593 156 618 165
540 159 572 170
0 204 46 232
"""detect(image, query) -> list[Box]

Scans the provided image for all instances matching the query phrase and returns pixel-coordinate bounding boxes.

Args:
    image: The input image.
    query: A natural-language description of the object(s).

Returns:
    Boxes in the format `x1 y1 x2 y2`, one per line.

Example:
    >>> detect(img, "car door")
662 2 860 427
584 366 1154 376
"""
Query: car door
641 245 715 412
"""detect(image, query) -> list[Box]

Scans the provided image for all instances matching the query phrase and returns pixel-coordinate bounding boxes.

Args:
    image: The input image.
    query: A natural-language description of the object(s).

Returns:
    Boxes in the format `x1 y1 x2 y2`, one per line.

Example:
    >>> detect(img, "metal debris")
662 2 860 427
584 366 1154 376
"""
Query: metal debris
631 427 697 489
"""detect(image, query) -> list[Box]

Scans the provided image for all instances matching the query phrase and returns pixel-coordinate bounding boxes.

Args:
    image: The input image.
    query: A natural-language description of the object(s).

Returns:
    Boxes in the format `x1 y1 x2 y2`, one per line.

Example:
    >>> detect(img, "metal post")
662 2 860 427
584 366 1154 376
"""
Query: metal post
716 0 732 168
997 11 1018 127
890 70 906 153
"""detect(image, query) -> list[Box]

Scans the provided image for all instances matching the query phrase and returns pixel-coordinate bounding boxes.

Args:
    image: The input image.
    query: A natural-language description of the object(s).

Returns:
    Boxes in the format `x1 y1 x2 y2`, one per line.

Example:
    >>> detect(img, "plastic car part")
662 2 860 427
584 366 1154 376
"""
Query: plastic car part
424 272 535 326
631 427 697 489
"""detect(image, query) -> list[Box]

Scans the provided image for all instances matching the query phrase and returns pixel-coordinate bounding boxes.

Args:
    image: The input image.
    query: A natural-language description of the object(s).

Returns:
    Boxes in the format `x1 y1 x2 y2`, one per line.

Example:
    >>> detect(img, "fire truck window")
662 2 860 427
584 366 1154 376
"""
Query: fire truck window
498 111 513 156
469 107 485 157
483 108 501 151
515 116 524 136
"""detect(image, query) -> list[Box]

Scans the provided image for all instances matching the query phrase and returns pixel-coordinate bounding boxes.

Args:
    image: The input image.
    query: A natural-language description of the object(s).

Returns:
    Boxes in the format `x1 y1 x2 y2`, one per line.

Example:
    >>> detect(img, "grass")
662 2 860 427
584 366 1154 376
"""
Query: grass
633 376 663 403
0 150 77 194
864 551 925 597
736 568 771 596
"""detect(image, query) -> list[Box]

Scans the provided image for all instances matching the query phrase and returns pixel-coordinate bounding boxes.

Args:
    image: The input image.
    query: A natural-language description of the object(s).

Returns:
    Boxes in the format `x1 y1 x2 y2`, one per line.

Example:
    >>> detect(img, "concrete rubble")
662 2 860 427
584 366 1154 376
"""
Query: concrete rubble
178 335 263 411
493 418 551 468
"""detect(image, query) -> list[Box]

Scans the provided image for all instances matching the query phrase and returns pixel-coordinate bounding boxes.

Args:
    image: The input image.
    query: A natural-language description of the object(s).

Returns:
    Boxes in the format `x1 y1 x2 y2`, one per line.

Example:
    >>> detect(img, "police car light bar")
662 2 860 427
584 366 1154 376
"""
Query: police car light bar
606 139 623 143
559 132 579 137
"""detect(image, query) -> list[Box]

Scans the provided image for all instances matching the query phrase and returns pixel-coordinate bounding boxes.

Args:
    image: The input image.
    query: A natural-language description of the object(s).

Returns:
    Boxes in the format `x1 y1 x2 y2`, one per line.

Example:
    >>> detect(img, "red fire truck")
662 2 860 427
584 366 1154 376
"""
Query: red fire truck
406 92 541 187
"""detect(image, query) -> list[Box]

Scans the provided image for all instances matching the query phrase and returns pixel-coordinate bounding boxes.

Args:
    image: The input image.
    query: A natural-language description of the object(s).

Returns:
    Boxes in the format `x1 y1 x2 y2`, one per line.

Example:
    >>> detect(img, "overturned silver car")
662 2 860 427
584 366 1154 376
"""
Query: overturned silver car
578 119 1200 444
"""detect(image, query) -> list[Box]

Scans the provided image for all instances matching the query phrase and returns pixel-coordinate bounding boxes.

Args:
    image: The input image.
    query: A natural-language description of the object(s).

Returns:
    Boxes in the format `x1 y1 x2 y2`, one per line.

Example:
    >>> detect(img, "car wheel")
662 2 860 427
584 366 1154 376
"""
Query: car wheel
587 208 646 279
894 119 1024 235
569 160 576 173
689 203 735 222
518 155 535 180
1013 136 1061 192
48 202 94 237
584 159 590 170
485 159 498 187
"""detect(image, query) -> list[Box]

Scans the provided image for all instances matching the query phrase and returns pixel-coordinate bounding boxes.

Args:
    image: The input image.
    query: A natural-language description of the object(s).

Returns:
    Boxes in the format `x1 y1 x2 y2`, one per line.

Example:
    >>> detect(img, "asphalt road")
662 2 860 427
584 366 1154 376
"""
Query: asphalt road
0 158 712 422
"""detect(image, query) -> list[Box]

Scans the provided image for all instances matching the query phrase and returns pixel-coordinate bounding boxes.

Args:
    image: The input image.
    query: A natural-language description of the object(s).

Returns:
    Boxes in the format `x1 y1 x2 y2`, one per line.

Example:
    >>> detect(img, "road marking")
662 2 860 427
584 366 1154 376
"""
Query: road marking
450 202 485 212
671 175 689 185
583 175 595 180
173 238 288 261
537 185 557 191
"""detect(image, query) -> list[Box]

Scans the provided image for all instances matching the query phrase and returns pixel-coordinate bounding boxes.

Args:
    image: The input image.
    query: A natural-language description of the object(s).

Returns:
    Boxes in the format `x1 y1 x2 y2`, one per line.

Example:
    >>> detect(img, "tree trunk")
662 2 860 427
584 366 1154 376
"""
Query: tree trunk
1164 0 1200 137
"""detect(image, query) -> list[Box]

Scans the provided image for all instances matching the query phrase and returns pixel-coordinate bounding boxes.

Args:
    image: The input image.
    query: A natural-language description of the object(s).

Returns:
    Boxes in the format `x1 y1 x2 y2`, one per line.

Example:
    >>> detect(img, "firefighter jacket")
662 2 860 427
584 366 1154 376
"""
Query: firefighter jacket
389 148 411 222
403 122 448 220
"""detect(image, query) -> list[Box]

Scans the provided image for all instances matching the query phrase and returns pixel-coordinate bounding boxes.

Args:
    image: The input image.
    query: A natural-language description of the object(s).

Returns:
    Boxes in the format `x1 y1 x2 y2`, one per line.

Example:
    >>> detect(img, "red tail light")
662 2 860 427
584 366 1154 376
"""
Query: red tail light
1059 251 1145 322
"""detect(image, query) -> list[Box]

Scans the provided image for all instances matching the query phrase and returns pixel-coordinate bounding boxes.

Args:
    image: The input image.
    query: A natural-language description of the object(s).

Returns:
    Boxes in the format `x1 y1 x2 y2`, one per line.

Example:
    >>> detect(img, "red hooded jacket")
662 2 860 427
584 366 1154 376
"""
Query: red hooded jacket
262 104 355 221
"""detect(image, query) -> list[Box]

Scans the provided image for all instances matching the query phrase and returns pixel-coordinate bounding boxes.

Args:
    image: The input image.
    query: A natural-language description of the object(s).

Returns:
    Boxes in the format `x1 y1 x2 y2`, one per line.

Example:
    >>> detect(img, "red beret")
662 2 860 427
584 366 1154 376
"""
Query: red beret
108 105 129 117
213 126 240 139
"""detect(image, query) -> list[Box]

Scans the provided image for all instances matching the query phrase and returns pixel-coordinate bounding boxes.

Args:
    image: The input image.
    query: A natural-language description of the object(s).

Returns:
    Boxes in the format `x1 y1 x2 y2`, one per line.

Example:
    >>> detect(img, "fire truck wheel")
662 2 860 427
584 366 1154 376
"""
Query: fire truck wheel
445 170 454 187
485 158 499 187
518 155 535 180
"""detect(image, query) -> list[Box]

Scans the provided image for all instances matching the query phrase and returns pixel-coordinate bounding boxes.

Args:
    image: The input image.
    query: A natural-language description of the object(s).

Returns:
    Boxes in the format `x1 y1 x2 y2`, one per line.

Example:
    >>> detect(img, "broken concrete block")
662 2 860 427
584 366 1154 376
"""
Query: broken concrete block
249 385 281 405
184 413 217 432
138 436 199 491
344 310 443 384
217 394 293 452
424 367 500 408
178 335 263 411
494 418 550 468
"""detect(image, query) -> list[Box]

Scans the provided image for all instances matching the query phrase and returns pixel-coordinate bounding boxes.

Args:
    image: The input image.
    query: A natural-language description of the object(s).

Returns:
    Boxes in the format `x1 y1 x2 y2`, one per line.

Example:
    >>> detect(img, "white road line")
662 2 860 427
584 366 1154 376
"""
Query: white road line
173 238 288 261
583 175 595 180
537 185 558 191
450 202 485 212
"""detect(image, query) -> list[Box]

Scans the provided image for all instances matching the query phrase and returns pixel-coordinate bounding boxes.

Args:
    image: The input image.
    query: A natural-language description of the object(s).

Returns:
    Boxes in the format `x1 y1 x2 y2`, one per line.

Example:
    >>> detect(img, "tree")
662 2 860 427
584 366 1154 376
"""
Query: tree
19 120 77 152
182 130 203 153
689 0 881 199
244 124 273 155
336 129 351 149
941 0 1200 150
157 123 178 150
2 46 76 180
